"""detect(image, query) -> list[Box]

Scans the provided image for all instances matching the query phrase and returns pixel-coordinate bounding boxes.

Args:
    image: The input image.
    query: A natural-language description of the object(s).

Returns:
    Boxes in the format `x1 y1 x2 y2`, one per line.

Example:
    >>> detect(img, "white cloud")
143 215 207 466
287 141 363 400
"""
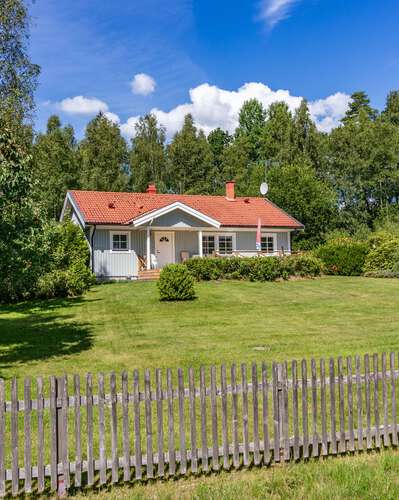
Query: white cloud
258 0 298 28
130 73 156 96
58 95 109 115
104 111 120 124
120 82 350 139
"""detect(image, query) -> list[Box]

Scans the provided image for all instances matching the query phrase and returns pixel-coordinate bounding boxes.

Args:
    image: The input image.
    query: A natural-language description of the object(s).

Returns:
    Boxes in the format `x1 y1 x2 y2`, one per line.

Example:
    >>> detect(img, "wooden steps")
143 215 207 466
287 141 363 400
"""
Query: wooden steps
138 269 161 281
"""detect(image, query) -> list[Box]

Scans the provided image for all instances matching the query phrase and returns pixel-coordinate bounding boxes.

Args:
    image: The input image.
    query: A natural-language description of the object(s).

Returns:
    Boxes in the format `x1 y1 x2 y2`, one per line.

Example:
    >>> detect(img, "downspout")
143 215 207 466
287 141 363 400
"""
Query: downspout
91 225 97 273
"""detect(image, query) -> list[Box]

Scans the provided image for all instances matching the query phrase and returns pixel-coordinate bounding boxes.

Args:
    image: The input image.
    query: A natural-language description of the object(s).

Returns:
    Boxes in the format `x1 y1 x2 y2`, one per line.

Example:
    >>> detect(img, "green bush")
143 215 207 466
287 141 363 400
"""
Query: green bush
314 238 369 276
363 238 399 273
184 254 323 282
158 264 196 301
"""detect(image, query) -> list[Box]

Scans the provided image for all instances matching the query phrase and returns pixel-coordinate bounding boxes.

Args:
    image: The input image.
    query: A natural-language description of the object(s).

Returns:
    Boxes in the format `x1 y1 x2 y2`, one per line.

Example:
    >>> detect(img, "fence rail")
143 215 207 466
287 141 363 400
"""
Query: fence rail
0 352 398 496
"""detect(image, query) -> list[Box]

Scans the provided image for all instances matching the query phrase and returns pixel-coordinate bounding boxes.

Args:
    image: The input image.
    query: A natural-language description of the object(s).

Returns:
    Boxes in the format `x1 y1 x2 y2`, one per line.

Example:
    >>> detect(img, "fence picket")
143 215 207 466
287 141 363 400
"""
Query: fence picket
262 363 271 465
221 365 229 469
364 354 372 449
121 371 131 481
61 376 70 490
110 372 119 483
252 363 260 465
373 354 380 448
355 356 363 451
292 361 300 460
189 367 198 473
23 378 32 494
329 358 337 455
145 369 154 479
241 364 249 466
320 359 328 456
199 367 208 472
98 373 106 485
282 363 290 461
155 369 165 477
86 373 94 487
177 368 186 474
311 359 319 457
391 353 398 446
133 369 142 480
73 374 82 488
381 353 390 447
0 380 5 498
338 357 346 453
211 366 219 470
11 378 18 497
231 364 239 468
301 360 309 459
272 362 280 462
347 357 355 452
50 376 57 491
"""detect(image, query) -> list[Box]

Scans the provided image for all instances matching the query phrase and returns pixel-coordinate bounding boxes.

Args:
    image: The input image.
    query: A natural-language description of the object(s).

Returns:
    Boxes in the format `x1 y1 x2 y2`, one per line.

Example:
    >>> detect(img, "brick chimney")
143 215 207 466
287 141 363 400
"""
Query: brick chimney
146 183 157 194
225 180 235 201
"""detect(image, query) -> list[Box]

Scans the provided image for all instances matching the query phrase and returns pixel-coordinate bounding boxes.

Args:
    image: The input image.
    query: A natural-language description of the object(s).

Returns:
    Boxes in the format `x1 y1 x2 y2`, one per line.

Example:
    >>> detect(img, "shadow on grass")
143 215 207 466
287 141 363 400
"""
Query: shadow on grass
0 296 96 377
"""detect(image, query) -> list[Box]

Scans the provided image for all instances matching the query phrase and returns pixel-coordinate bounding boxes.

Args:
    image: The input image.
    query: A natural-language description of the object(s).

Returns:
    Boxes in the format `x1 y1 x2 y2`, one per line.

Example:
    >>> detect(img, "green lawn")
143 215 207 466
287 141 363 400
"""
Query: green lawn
1 276 399 381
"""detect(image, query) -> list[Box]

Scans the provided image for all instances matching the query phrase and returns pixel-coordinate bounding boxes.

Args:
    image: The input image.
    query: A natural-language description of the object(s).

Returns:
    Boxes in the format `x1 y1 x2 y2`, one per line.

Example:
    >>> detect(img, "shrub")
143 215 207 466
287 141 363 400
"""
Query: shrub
36 270 69 299
183 254 323 282
314 238 368 276
364 271 399 279
363 238 399 273
158 264 196 301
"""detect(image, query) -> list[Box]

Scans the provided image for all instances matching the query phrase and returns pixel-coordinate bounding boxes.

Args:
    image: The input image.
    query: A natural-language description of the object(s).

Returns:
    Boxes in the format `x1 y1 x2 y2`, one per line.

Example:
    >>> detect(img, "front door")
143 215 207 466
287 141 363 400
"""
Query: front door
154 231 174 268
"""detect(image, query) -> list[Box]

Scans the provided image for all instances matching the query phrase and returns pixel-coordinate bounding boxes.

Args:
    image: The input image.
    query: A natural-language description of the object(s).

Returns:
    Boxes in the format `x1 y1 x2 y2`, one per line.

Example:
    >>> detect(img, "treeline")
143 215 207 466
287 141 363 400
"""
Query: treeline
32 90 399 247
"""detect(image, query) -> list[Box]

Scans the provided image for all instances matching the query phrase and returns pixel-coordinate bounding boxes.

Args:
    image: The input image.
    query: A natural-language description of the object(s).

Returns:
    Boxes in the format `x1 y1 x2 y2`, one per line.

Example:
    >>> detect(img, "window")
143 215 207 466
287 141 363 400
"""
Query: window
218 235 233 255
202 235 215 256
261 235 275 254
112 233 128 251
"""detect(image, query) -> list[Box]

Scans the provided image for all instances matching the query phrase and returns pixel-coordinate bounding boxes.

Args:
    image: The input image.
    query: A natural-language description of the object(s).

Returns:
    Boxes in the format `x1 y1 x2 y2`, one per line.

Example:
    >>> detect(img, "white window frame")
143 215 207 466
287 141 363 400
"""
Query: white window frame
110 231 131 253
202 233 236 256
261 232 277 255
202 234 216 256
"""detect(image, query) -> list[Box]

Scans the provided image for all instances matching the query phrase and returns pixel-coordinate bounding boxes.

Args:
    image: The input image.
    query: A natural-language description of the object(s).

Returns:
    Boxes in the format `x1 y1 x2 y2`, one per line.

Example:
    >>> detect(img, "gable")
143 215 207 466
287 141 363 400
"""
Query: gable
149 208 214 228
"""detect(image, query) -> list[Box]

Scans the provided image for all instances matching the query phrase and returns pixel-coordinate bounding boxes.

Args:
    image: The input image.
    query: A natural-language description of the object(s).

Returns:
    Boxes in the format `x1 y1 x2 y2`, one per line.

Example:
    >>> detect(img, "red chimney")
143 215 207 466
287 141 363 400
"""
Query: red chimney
146 183 157 194
225 180 235 201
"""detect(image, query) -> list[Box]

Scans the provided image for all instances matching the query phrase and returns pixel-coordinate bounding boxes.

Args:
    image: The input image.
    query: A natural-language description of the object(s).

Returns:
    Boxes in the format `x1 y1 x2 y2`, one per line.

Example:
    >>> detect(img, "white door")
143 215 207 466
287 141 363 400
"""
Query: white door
154 232 174 268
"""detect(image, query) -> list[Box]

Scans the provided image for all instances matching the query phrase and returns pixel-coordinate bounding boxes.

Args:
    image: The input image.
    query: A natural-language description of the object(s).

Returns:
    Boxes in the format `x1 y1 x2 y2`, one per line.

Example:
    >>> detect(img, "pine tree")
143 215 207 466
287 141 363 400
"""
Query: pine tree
207 128 231 193
166 114 213 194
290 99 321 168
32 115 80 219
129 114 166 192
79 113 129 192
342 91 377 123
382 90 399 126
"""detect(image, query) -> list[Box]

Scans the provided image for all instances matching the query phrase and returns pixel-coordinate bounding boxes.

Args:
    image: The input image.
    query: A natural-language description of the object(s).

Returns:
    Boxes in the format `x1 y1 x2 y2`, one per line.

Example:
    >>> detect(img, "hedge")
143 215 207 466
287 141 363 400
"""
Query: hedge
183 254 323 282
314 238 369 276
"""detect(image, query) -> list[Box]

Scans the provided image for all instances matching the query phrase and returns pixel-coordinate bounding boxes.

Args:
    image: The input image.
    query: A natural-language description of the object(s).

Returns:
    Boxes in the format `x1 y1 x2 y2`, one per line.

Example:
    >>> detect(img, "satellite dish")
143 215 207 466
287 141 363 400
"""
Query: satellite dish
260 182 268 196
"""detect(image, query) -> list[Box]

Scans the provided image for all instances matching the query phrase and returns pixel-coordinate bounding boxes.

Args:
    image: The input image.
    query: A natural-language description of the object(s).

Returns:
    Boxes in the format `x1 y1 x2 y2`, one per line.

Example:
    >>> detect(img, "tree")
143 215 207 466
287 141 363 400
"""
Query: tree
166 114 213 193
0 0 40 124
220 136 252 195
235 99 267 162
342 91 377 124
0 119 45 301
290 99 322 168
382 90 399 126
79 113 129 191
32 115 80 219
129 114 166 192
267 161 338 248
261 101 294 164
207 128 231 193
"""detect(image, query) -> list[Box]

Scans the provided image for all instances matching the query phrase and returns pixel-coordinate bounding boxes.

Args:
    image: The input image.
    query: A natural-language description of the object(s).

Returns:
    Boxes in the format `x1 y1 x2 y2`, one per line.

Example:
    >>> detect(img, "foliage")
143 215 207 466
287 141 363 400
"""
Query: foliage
363 238 399 273
79 112 129 192
32 115 80 218
129 113 167 192
184 255 323 282
158 264 196 301
0 0 40 124
267 161 338 247
315 238 369 276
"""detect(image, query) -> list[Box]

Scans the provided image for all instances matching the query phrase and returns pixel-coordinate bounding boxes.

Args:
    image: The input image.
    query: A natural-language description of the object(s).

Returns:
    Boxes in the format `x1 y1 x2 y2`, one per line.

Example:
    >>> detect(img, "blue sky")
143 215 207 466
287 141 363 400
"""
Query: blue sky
30 0 399 139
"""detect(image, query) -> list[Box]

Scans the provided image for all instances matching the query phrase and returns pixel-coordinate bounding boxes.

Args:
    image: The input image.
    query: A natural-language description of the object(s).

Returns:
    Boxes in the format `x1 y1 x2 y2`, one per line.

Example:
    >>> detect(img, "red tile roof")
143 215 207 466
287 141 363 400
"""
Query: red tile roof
68 190 303 228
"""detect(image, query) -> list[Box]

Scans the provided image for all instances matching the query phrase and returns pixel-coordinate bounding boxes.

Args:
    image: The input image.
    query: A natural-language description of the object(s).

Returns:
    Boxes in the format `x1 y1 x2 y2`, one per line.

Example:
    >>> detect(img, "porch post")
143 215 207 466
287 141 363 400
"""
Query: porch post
146 226 151 270
198 230 203 257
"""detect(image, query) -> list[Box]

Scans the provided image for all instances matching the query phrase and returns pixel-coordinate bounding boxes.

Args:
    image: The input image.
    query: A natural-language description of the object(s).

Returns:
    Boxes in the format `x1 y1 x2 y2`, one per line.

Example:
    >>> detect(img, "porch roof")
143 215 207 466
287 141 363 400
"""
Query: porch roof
66 190 304 229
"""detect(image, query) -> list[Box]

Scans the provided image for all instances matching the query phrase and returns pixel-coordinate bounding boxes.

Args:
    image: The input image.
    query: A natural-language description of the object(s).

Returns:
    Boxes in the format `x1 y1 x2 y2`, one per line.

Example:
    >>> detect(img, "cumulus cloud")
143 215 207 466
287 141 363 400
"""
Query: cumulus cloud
104 111 120 124
58 95 109 115
119 82 350 139
258 0 299 28
131 73 156 96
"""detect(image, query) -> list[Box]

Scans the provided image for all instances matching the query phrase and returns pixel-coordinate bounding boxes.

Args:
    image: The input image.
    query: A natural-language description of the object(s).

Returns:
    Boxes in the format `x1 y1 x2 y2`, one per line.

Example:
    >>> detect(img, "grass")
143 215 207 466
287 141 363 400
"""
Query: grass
68 449 399 499
1 276 399 381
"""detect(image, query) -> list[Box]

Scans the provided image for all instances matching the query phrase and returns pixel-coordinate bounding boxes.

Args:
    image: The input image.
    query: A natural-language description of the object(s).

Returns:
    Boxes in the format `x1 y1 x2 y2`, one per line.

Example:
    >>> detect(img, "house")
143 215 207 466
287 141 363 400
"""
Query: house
61 181 304 279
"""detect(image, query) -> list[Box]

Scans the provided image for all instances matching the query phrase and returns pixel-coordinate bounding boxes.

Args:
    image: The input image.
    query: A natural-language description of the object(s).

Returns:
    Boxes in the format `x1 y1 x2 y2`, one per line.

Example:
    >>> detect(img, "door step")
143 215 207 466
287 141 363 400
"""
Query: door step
138 269 161 281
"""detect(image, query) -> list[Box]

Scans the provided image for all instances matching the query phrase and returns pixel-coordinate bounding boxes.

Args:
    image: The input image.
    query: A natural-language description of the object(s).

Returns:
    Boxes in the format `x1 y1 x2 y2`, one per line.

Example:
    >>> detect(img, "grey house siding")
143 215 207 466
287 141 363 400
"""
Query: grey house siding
236 231 290 252
277 232 289 252
174 231 199 262
92 229 138 278
152 209 212 228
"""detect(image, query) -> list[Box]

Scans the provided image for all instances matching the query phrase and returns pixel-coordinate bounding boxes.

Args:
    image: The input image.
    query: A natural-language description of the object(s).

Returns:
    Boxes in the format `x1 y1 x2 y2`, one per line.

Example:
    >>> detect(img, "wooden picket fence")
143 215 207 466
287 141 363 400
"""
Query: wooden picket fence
1 351 399 496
